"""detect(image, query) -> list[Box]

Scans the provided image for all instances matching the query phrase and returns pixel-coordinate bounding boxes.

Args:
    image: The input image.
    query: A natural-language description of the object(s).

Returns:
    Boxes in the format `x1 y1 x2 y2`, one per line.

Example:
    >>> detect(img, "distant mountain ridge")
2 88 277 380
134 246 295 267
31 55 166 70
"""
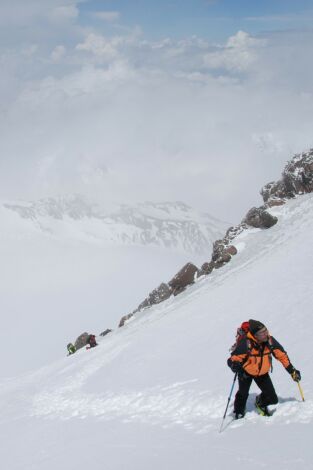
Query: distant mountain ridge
2 195 228 254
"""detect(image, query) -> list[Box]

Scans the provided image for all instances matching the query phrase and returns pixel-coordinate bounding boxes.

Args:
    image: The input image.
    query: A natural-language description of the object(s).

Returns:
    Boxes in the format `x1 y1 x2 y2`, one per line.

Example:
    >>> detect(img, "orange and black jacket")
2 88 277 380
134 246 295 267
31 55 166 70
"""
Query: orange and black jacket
228 332 293 377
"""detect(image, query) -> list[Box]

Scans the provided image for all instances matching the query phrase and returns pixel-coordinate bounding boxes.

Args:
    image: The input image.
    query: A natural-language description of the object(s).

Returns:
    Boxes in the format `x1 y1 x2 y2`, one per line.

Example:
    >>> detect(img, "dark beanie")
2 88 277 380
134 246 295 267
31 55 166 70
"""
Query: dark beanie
249 319 265 334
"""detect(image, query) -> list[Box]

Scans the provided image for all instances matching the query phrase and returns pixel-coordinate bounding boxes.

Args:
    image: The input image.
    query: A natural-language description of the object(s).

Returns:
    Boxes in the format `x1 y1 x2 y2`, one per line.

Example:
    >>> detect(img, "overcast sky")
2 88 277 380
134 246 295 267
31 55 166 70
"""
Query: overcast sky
1 0 313 220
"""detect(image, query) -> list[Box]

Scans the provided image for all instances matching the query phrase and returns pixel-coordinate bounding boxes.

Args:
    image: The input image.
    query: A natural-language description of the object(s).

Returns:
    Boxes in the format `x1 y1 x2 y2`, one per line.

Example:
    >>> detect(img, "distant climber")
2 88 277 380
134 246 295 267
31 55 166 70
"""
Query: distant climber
67 343 76 355
227 319 301 418
86 334 98 349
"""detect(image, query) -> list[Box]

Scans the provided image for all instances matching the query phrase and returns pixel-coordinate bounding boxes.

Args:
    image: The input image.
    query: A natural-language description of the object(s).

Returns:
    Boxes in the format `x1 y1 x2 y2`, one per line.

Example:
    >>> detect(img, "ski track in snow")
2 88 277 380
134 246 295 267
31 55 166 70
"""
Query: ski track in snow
31 378 313 434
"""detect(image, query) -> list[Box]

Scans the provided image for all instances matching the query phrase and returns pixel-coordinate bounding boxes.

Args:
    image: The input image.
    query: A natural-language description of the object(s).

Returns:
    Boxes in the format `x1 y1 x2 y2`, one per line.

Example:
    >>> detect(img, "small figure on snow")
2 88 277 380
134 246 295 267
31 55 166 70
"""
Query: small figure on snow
67 343 76 355
227 319 301 419
86 334 98 349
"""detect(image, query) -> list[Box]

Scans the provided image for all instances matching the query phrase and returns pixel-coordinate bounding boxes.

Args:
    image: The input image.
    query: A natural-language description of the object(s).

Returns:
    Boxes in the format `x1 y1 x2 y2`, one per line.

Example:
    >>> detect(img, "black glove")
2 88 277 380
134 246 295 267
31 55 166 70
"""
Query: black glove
287 364 301 381
291 369 301 382
230 361 243 374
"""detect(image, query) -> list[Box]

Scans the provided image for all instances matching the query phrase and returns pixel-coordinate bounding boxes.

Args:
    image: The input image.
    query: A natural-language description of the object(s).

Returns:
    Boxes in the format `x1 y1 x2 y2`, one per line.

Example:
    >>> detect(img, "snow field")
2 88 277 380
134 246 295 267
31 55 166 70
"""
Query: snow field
0 194 313 469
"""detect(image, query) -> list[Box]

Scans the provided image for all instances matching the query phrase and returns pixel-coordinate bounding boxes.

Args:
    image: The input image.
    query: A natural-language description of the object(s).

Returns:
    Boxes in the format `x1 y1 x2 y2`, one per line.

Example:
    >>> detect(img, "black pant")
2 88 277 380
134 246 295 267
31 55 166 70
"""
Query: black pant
234 373 278 414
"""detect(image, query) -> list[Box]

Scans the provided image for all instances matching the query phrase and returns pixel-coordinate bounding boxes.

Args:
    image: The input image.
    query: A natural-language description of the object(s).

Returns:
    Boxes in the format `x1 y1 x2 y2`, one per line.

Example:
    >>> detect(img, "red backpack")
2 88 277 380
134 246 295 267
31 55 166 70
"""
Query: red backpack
230 321 250 352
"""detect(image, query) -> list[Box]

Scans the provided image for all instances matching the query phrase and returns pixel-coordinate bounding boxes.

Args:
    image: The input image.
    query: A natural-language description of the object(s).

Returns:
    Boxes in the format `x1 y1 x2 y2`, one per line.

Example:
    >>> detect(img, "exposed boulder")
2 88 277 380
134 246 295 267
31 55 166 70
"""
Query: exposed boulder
283 149 313 195
100 329 112 337
134 282 173 313
136 298 150 312
212 240 237 262
225 223 247 241
261 149 313 205
168 262 199 296
243 207 278 229
74 332 90 350
261 181 289 203
208 237 238 270
226 245 238 256
200 261 214 276
148 282 172 305
119 313 134 328
214 252 232 269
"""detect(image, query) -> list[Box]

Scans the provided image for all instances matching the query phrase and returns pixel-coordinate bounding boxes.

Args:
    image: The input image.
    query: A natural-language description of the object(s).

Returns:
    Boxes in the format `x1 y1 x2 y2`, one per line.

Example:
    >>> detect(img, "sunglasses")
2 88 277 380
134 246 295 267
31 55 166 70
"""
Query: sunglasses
255 328 268 338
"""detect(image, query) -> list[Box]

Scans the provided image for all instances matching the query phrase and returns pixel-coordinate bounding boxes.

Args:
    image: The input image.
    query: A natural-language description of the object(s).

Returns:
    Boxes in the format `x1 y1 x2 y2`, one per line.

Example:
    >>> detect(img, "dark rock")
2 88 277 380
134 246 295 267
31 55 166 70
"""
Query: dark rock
261 181 288 203
148 283 172 305
136 298 150 312
168 262 199 293
119 313 134 328
200 261 214 275
244 207 278 229
261 149 313 204
225 224 247 242
134 283 172 313
172 285 187 296
100 329 112 337
74 332 90 350
211 239 225 262
214 252 232 269
282 149 313 195
225 245 237 256
210 238 238 270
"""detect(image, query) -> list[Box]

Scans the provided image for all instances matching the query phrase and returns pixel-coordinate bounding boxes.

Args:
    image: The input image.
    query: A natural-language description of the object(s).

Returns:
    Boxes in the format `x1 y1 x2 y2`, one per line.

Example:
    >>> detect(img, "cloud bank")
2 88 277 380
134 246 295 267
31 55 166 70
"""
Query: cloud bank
1 1 313 220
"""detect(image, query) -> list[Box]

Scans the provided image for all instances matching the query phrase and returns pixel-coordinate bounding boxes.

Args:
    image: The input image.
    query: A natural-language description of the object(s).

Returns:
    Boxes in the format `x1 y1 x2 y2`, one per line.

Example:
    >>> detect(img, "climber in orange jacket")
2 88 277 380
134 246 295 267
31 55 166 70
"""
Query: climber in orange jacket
227 319 301 418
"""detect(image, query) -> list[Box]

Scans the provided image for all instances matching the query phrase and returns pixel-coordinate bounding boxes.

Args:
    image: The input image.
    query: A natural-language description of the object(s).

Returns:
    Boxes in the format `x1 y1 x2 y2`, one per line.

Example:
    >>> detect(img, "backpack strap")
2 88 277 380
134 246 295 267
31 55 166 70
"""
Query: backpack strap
241 338 252 367
266 337 275 372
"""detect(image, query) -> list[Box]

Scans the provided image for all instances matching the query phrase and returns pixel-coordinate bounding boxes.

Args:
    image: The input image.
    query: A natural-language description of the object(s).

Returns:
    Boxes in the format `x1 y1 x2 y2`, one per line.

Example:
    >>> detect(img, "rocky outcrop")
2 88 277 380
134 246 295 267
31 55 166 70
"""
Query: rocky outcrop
261 149 313 206
211 239 238 267
200 261 214 275
283 150 313 195
119 282 174 328
117 150 313 331
198 223 242 275
100 329 112 337
261 181 288 206
136 282 173 312
168 262 199 296
243 207 278 229
225 223 248 242
119 313 134 328
74 332 90 350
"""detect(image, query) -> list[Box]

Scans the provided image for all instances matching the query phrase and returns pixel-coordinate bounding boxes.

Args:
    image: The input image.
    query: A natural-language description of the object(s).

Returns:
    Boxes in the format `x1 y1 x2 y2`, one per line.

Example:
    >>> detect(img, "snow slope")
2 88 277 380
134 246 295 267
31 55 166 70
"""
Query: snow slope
0 194 312 469
0 196 227 377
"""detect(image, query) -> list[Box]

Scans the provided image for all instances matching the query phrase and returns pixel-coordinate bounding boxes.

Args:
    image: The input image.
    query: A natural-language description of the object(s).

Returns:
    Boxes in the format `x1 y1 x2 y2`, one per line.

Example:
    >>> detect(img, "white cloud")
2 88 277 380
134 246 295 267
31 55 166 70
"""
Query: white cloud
51 45 66 61
92 11 120 22
76 33 121 60
203 31 265 72
1 25 313 220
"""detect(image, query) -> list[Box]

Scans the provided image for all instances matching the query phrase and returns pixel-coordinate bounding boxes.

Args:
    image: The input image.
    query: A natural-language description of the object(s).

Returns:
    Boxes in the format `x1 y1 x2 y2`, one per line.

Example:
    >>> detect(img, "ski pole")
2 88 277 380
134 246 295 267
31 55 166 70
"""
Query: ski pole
297 381 305 402
219 372 238 433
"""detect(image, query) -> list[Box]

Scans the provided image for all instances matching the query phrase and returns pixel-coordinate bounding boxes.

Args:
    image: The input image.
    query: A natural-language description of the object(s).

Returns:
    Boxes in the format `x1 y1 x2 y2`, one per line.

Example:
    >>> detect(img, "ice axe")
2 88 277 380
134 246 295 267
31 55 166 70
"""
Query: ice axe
297 381 305 402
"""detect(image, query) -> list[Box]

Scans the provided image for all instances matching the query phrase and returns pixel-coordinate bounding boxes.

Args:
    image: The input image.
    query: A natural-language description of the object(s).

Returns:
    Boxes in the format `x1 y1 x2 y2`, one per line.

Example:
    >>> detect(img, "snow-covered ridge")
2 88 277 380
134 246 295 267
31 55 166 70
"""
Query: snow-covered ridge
2 195 228 254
